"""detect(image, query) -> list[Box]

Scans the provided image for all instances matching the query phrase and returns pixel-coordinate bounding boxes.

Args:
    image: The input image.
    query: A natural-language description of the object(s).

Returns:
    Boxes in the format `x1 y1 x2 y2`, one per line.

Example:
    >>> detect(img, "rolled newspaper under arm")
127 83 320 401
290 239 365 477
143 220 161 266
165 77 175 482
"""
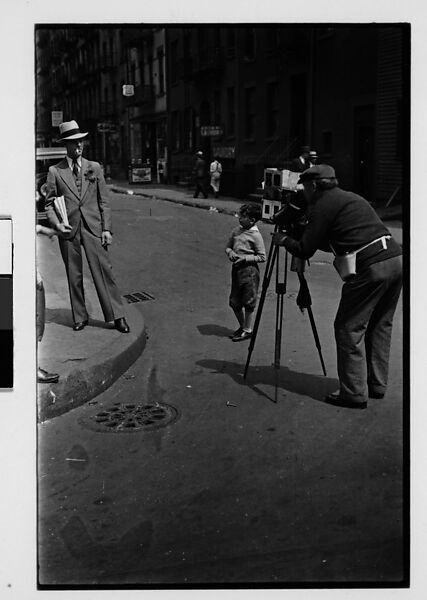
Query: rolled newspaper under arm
53 196 70 227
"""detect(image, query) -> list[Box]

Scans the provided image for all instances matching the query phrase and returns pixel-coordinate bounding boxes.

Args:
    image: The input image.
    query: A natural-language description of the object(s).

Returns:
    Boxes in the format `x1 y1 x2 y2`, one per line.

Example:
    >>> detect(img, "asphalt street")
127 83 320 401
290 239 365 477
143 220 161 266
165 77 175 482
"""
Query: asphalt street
37 191 404 586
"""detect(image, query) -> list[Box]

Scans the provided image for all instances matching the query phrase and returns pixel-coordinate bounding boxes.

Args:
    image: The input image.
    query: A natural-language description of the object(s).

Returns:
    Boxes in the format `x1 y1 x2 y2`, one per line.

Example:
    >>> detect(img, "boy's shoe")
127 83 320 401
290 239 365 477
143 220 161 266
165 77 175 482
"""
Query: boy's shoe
229 327 243 339
232 330 252 342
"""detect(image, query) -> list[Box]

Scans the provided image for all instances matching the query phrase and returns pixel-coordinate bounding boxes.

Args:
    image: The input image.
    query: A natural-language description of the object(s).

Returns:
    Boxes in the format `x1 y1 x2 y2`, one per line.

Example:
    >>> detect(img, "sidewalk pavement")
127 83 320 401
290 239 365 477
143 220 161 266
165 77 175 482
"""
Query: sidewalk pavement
37 180 402 422
37 233 147 422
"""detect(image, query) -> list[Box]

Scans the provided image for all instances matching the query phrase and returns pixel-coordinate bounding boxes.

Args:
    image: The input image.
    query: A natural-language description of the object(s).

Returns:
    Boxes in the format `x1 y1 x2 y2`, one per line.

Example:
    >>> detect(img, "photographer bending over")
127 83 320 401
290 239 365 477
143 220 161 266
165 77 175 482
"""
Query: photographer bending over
272 164 402 409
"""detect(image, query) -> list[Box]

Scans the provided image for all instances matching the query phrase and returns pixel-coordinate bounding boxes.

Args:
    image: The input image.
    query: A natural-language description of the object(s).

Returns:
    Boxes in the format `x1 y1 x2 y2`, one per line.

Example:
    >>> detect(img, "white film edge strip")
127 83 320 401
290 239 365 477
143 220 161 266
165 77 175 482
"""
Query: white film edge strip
0 219 12 274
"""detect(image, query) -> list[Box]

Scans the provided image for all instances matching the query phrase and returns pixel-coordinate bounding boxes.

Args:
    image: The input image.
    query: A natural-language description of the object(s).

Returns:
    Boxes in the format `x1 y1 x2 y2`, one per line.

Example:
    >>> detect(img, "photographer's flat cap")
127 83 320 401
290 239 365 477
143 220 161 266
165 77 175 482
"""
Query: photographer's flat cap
298 164 336 183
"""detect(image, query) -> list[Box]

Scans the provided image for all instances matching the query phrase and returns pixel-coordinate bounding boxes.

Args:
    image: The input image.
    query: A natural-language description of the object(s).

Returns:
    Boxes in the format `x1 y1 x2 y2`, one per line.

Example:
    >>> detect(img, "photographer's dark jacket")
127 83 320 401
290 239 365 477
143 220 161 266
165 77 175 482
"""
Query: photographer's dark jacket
282 187 402 270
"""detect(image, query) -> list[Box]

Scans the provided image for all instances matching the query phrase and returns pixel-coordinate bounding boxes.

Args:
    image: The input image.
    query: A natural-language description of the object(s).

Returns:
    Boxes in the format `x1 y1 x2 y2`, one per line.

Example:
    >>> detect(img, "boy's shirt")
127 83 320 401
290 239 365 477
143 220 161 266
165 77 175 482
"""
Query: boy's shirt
226 224 266 264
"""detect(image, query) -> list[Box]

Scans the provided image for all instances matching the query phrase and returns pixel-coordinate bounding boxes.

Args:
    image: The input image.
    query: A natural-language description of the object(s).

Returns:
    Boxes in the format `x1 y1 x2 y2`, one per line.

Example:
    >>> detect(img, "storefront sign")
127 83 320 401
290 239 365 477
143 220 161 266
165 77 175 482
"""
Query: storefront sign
122 84 135 96
97 122 116 133
200 126 223 137
51 111 63 127
213 146 235 158
130 166 152 183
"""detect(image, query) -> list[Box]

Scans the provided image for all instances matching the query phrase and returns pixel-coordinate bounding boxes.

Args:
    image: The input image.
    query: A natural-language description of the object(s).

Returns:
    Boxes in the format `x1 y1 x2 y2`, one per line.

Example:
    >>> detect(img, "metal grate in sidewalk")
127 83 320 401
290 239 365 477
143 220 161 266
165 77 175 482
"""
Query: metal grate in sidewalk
123 291 155 303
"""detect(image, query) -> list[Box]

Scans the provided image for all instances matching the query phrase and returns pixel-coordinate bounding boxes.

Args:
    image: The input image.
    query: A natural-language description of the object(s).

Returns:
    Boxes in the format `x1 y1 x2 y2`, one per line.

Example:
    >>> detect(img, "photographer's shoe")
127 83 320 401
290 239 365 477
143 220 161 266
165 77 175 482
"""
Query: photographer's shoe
232 330 252 342
323 391 367 409
368 388 385 399
229 327 243 339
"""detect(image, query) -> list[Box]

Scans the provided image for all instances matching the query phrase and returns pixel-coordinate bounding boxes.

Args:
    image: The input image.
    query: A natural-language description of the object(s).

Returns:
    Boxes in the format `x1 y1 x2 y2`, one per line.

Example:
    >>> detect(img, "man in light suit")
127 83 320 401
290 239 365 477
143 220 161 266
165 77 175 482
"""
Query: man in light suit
45 120 130 333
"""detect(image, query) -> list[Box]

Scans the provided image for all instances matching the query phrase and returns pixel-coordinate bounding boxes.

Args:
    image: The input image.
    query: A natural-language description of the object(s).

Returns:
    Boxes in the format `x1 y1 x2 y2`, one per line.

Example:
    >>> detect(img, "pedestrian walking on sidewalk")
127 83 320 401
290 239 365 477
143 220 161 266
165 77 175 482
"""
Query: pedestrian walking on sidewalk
290 145 311 173
45 120 130 334
272 164 402 409
210 156 222 198
192 150 209 199
36 223 72 383
226 204 266 342
308 150 318 167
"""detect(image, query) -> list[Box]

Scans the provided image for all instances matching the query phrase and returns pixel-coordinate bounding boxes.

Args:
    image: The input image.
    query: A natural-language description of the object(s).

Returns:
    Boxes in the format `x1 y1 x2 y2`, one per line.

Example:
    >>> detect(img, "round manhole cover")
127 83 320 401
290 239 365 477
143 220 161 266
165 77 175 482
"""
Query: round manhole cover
79 402 179 433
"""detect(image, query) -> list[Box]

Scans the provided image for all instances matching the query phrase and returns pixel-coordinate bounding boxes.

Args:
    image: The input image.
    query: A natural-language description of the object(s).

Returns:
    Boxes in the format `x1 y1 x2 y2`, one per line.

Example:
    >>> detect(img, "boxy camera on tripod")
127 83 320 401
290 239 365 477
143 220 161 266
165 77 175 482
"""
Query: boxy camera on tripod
271 193 308 238
261 168 307 238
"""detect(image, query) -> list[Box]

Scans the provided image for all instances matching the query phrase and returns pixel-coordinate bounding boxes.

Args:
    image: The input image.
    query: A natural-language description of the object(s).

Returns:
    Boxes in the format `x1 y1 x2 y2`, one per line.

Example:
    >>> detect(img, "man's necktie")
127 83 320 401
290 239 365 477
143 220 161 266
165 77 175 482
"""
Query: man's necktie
72 159 82 195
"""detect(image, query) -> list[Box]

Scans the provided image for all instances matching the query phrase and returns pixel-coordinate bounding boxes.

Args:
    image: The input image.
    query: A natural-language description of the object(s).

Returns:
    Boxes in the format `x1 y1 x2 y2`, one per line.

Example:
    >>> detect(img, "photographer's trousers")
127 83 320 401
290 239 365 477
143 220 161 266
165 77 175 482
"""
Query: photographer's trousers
334 255 402 402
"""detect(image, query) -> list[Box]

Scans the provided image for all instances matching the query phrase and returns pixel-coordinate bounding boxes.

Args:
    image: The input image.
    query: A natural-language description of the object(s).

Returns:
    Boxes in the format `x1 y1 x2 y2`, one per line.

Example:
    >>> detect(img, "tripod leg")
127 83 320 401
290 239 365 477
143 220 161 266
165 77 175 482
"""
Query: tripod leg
273 285 285 403
243 240 278 379
297 272 327 376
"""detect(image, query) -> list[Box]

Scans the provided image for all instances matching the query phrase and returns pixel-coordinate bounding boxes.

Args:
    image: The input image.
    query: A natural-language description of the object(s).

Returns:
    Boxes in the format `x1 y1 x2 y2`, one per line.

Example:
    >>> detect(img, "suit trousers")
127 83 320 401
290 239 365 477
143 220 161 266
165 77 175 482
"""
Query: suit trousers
334 255 402 402
59 220 124 324
193 178 208 198
36 277 45 342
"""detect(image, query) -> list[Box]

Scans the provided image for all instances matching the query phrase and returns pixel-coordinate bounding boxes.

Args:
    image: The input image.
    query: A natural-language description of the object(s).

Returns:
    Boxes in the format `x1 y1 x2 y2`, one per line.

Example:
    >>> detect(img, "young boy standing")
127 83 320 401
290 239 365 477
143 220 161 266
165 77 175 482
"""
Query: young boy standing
225 204 266 342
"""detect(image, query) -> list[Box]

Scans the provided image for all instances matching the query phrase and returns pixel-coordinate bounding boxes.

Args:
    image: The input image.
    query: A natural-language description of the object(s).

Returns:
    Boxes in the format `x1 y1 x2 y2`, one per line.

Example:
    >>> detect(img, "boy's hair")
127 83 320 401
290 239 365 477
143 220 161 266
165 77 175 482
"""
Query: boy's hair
239 203 262 222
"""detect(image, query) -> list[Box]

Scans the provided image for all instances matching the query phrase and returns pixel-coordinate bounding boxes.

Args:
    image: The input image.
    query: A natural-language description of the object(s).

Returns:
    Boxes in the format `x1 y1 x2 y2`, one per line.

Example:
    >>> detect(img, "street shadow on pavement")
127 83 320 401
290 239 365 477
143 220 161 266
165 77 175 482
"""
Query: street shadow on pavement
197 324 235 338
45 307 74 328
40 514 154 583
196 358 338 404
45 308 113 330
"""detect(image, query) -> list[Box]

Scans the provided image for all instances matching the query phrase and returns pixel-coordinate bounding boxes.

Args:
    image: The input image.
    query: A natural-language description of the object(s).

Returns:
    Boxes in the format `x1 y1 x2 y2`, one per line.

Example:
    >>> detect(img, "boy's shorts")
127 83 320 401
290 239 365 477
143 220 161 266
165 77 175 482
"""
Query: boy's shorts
229 263 260 312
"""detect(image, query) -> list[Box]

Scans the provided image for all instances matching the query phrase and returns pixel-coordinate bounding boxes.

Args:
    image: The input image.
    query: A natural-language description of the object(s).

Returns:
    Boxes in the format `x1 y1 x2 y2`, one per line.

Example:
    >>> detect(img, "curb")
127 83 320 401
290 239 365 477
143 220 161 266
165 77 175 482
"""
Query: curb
37 307 147 422
110 184 403 226
109 185 242 217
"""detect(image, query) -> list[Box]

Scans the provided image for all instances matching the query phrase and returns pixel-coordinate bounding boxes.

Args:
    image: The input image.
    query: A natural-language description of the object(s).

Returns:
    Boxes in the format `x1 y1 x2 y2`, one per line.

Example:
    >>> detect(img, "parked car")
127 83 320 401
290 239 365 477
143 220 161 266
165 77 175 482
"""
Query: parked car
36 146 67 213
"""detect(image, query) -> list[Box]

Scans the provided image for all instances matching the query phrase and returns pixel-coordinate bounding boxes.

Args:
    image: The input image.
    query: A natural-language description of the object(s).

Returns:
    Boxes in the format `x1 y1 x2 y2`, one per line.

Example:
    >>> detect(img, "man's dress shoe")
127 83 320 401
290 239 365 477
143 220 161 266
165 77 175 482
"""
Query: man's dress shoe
323 391 367 409
114 317 130 333
73 320 88 331
37 367 59 384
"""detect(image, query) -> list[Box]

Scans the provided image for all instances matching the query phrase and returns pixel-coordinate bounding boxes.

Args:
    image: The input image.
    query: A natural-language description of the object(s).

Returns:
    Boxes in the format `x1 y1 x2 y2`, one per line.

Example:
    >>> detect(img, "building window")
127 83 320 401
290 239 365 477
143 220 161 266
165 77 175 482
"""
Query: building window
170 40 178 83
171 110 180 151
148 54 153 92
214 90 221 126
157 47 165 95
264 28 278 54
184 107 193 150
214 28 220 49
396 98 402 161
266 81 279 137
112 82 117 112
130 61 136 85
245 87 256 139
322 130 333 154
226 29 236 58
227 86 235 137
244 28 256 61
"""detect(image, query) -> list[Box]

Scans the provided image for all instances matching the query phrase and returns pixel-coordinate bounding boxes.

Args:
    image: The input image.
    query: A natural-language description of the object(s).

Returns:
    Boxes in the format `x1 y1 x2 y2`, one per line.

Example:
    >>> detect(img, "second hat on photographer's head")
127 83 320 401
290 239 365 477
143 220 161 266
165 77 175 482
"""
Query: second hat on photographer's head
298 164 336 183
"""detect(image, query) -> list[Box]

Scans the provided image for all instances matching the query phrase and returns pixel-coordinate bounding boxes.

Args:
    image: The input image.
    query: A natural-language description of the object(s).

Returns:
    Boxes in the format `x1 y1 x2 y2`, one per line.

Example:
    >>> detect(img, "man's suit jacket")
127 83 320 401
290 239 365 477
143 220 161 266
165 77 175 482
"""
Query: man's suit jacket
193 157 207 179
45 157 112 239
290 157 310 173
